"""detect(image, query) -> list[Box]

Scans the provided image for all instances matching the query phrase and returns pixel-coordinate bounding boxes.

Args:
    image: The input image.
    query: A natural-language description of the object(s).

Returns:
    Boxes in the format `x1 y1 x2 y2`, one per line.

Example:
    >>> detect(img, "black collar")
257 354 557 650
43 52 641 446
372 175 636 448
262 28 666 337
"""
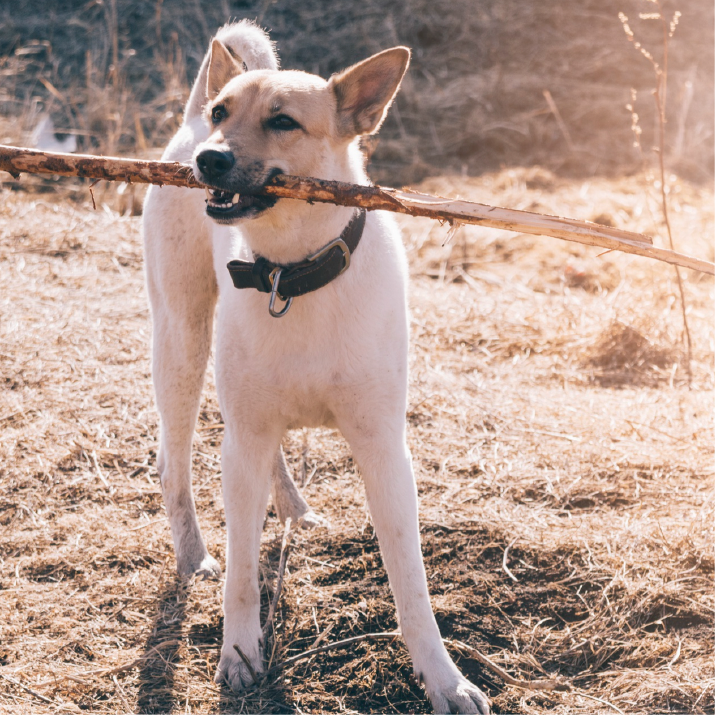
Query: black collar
226 209 366 300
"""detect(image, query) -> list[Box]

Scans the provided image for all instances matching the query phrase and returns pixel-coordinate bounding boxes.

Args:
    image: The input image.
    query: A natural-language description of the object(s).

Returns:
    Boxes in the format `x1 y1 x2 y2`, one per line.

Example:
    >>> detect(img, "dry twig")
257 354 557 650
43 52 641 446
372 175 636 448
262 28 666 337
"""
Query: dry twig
260 632 402 681
445 639 570 692
262 517 294 642
0 672 55 705
232 643 259 686
0 144 712 275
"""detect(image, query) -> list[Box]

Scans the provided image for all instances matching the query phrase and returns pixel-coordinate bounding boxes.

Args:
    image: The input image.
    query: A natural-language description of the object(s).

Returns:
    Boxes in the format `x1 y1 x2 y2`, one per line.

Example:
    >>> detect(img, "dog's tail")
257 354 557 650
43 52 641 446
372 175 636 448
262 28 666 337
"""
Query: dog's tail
184 20 279 123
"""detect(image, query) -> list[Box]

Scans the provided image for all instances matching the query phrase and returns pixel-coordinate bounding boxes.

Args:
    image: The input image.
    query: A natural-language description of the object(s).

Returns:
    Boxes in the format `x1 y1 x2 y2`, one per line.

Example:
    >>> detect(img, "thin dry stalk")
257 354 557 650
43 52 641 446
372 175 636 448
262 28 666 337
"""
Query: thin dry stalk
572 690 627 715
445 640 569 692
620 3 694 384
232 643 259 685
260 632 402 680
262 517 294 642
542 89 576 153
653 5 693 385
0 673 54 706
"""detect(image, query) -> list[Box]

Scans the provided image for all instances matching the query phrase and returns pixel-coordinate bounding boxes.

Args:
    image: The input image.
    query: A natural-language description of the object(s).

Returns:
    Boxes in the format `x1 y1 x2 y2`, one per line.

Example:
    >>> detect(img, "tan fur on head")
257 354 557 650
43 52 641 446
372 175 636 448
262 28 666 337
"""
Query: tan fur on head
196 46 412 205
207 39 245 100
201 70 335 193
329 47 411 137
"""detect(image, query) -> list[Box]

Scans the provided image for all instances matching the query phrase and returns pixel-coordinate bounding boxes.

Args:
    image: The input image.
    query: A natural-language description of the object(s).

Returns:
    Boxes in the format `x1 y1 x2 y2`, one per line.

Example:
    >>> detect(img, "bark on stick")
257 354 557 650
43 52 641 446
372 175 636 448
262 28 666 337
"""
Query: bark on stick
1 144 712 275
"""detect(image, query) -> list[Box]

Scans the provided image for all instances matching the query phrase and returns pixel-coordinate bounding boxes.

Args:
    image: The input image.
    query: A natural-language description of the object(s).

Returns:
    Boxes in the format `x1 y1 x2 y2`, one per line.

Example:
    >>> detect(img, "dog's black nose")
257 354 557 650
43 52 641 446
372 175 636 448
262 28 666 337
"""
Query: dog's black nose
196 149 235 179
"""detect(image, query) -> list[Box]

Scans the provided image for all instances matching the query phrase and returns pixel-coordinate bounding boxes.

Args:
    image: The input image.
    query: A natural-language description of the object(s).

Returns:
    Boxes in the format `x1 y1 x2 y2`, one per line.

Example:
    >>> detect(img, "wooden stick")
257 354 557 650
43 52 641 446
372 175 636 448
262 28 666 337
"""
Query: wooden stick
1 144 712 275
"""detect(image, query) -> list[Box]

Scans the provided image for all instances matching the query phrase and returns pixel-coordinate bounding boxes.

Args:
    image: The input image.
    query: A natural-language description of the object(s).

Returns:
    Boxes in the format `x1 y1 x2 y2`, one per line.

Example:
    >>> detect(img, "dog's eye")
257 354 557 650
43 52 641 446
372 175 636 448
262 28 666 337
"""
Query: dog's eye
211 105 228 124
266 114 301 131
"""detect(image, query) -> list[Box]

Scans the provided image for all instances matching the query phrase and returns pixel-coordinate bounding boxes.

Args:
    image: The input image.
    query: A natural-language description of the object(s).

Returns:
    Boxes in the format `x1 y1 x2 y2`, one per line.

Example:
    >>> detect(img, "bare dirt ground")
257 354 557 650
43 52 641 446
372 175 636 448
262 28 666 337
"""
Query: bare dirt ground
0 169 713 714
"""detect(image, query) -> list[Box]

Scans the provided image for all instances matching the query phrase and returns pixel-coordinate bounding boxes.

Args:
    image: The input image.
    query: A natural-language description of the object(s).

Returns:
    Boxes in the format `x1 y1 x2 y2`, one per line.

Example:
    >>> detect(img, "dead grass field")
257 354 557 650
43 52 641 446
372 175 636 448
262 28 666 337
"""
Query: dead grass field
0 169 713 714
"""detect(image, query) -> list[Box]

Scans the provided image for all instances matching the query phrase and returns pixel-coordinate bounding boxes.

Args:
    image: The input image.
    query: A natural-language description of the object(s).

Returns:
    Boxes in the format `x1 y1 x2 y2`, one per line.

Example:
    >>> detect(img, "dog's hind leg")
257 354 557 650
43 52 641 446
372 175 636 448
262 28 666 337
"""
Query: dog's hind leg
143 185 221 579
139 19 280 580
338 410 490 714
271 447 321 528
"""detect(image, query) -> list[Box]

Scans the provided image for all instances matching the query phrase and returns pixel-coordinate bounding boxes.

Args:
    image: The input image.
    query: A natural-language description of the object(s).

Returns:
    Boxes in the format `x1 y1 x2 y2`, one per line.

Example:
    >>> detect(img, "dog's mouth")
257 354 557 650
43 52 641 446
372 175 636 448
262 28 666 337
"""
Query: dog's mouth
205 188 278 223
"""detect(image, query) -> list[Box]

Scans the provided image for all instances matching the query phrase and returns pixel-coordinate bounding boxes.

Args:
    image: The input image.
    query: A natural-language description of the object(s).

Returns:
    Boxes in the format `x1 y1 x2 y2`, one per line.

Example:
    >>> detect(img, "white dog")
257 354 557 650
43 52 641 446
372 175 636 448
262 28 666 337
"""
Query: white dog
142 20 490 714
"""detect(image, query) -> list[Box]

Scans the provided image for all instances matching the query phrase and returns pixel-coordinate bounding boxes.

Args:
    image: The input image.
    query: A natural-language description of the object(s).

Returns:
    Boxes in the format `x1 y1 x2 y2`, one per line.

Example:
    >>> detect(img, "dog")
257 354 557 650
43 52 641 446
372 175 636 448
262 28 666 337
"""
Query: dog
142 20 490 714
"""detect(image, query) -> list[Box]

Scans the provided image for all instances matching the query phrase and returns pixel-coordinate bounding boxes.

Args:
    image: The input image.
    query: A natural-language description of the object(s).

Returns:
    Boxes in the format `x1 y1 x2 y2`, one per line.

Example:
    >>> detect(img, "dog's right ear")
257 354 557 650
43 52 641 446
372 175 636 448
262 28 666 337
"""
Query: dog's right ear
207 39 245 99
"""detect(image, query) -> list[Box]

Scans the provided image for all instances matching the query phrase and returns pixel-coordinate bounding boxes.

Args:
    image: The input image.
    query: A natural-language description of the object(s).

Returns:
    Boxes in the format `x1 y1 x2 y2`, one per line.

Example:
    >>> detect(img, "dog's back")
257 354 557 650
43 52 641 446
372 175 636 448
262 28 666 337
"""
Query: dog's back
143 20 279 297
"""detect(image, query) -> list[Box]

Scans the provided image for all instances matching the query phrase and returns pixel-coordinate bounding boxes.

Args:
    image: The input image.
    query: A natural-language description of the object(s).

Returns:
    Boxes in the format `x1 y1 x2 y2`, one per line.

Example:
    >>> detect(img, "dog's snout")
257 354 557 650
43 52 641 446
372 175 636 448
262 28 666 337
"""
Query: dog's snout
196 149 235 179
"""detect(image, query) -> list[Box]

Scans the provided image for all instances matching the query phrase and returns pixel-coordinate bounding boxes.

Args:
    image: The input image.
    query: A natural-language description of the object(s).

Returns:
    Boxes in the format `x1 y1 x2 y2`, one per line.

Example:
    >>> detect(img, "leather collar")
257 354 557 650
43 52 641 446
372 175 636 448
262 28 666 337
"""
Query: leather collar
226 209 366 299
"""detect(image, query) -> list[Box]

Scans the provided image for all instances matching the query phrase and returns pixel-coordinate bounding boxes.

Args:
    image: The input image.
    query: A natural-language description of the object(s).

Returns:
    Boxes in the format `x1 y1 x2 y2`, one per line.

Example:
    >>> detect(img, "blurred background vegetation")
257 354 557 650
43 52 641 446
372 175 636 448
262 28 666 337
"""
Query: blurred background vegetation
0 0 712 185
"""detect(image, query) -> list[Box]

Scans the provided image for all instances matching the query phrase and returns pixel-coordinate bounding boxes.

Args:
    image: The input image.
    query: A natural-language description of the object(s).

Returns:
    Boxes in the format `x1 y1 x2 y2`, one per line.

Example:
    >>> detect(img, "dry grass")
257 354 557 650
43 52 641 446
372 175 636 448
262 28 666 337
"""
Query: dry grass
0 0 713 184
2 4 713 712
0 167 712 714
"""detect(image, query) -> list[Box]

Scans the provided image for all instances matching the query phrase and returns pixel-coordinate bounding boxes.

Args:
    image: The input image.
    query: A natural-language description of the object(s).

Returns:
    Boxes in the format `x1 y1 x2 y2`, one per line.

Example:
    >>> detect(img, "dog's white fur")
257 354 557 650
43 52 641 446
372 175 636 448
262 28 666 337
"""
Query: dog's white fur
143 20 489 714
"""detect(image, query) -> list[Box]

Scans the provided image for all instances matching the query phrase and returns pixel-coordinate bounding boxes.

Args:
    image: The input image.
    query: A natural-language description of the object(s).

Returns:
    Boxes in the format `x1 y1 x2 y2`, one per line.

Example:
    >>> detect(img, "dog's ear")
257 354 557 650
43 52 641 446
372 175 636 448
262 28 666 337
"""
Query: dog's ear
207 39 245 99
329 47 410 137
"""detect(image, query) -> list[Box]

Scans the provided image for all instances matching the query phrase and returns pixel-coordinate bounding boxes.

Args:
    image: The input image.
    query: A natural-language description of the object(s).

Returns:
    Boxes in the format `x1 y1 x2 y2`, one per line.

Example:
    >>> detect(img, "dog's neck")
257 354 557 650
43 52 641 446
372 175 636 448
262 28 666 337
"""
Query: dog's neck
238 143 368 265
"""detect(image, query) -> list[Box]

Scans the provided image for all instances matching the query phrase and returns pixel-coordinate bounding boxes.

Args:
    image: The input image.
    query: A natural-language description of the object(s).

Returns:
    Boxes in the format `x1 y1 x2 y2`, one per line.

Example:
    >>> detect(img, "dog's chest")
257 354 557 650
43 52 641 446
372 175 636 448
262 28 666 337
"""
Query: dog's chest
215 303 367 428
213 217 407 429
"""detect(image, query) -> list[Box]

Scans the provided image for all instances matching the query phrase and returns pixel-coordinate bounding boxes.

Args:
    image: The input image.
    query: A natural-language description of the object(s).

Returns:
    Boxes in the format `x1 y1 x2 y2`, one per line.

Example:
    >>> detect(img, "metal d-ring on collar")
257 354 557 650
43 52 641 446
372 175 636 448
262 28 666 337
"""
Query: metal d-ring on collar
268 239 350 318
226 209 366 319
268 267 293 318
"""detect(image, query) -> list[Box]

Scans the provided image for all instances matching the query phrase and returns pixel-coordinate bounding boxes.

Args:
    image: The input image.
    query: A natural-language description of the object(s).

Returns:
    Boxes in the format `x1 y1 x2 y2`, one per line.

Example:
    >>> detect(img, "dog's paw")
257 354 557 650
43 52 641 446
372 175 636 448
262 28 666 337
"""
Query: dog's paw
214 642 263 692
426 674 490 714
177 551 222 580
296 509 326 530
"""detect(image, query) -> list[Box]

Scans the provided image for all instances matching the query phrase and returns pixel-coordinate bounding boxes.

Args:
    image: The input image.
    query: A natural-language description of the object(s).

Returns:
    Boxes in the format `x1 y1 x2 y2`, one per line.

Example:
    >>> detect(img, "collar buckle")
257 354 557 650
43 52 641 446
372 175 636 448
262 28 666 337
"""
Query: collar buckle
305 237 351 276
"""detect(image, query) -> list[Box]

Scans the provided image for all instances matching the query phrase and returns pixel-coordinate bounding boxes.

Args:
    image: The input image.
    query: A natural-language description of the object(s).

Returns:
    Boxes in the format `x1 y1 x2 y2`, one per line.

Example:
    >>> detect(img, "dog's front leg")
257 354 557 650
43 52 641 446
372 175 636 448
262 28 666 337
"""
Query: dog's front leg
215 426 277 691
340 414 490 715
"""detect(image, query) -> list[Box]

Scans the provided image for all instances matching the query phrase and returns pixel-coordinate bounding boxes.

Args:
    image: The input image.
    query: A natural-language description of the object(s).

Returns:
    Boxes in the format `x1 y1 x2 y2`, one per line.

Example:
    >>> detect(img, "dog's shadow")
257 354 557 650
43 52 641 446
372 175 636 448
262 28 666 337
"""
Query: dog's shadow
134 545 292 714
135 575 189 713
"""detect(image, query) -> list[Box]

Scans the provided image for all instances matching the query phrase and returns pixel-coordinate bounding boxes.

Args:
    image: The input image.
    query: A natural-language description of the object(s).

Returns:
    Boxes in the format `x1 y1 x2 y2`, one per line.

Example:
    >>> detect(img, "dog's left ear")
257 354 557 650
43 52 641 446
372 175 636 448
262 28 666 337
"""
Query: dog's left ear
329 47 411 137
207 39 245 99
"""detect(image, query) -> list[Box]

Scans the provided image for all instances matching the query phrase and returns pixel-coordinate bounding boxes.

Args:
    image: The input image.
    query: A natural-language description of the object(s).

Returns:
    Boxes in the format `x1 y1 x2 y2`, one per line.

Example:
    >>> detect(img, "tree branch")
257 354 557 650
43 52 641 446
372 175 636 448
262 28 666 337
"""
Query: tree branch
1 144 712 276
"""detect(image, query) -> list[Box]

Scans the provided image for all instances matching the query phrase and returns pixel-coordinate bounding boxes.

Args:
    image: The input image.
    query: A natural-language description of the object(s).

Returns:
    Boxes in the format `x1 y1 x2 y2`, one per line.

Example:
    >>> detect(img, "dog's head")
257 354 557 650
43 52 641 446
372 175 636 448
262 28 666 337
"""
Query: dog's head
193 40 410 223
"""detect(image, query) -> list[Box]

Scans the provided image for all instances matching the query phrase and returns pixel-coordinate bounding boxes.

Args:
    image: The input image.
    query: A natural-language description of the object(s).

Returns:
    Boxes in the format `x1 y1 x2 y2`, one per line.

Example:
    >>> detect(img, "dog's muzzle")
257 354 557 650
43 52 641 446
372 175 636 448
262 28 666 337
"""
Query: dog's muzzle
194 151 280 222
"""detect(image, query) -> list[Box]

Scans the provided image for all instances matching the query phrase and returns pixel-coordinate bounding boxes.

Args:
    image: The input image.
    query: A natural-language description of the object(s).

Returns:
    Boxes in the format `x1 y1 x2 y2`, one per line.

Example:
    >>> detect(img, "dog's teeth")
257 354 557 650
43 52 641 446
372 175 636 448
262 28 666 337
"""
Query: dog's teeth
232 194 240 204
205 188 211 201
